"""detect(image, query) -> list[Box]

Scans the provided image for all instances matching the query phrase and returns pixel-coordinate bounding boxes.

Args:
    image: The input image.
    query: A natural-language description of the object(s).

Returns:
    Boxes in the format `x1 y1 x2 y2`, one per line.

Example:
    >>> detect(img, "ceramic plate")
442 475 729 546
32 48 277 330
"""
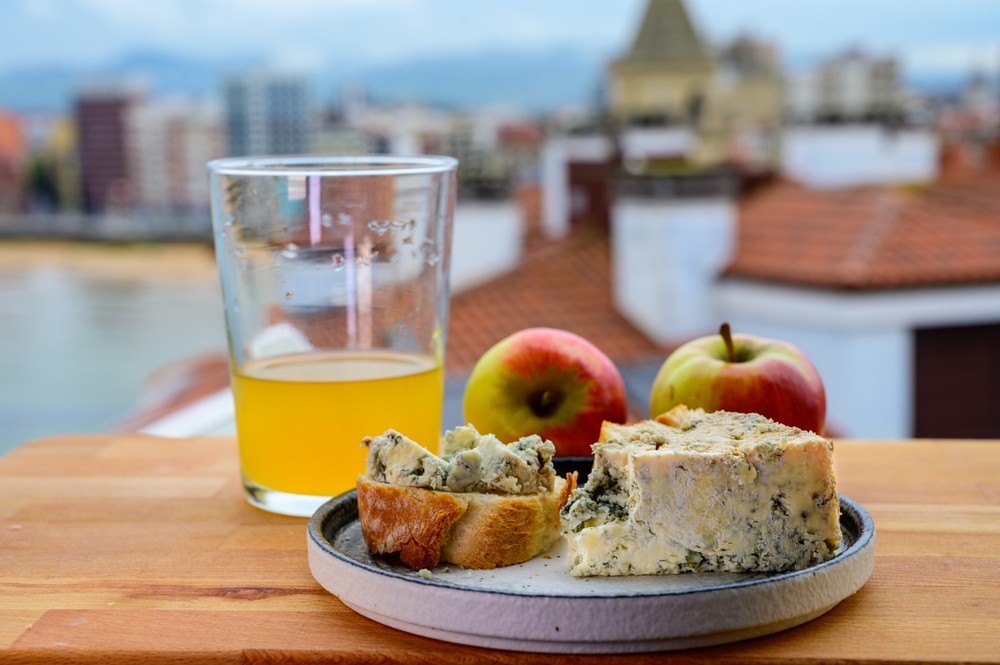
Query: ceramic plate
307 473 875 654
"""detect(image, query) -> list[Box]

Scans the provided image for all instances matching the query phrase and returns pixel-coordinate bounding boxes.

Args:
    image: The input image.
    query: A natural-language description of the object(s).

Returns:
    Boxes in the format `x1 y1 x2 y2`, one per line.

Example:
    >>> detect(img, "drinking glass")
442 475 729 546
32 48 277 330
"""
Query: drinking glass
207 155 457 516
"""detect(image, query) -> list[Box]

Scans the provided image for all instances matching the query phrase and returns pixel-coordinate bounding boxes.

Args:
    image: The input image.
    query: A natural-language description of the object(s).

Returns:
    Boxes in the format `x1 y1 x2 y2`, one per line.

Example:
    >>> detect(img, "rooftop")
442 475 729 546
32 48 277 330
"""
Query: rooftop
445 218 673 421
127 144 1000 436
446 226 668 372
724 161 1000 290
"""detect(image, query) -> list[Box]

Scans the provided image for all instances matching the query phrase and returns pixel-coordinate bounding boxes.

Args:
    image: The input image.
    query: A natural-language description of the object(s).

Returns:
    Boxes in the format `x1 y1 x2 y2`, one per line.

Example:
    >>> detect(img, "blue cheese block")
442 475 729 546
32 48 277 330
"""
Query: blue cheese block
561 406 842 577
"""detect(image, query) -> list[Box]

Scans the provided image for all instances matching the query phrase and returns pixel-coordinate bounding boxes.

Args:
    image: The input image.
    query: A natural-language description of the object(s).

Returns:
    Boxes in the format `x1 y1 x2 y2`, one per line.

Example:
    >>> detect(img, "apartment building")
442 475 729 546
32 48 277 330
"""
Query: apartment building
786 50 906 124
75 82 143 213
223 70 313 157
126 99 225 214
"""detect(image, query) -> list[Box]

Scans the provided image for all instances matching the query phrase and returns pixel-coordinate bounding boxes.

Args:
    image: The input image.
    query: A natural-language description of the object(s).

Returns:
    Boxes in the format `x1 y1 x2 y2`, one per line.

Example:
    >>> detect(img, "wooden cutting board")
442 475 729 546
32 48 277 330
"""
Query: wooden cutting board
1 434 999 664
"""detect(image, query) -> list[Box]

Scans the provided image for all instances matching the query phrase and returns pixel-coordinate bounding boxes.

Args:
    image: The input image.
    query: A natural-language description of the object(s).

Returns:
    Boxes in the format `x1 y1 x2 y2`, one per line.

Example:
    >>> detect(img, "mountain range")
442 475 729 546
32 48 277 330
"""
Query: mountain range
0 47 611 114
0 47 969 115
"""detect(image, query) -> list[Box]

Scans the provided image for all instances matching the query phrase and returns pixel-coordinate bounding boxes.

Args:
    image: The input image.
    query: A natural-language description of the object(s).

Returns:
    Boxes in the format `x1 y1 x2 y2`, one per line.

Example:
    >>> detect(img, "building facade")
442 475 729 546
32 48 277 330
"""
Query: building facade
224 70 313 157
127 99 225 214
606 0 783 170
609 159 1000 438
607 0 715 127
785 50 906 124
75 83 143 213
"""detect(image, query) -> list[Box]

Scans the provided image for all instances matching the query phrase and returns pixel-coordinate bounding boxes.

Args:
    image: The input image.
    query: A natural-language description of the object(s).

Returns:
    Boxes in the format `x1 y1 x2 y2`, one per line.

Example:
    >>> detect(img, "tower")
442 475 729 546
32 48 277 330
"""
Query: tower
607 0 715 126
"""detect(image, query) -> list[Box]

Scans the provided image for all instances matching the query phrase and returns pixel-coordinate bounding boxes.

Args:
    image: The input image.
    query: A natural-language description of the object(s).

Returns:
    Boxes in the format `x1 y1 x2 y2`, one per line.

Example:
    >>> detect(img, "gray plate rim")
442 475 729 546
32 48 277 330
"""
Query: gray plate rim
307 490 874 599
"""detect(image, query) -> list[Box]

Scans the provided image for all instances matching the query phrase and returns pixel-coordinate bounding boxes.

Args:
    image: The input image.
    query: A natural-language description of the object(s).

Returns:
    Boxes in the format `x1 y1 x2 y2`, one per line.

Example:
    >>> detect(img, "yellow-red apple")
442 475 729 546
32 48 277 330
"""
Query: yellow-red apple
650 323 826 434
463 328 628 457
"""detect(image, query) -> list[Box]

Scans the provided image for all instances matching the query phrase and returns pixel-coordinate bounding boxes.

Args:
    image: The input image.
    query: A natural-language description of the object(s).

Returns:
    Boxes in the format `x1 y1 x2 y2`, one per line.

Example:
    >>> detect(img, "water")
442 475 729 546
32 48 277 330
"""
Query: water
0 259 228 455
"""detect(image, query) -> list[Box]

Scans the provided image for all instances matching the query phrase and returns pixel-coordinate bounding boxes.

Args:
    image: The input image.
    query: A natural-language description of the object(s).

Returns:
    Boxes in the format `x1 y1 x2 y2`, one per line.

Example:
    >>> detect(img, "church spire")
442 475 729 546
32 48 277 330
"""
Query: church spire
617 0 714 70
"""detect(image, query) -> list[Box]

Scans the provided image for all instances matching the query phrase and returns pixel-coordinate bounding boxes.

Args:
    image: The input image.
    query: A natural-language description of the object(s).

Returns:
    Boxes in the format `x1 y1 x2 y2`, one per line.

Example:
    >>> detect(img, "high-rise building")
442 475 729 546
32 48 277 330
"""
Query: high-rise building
785 50 906 124
74 81 144 213
126 99 225 213
224 70 313 156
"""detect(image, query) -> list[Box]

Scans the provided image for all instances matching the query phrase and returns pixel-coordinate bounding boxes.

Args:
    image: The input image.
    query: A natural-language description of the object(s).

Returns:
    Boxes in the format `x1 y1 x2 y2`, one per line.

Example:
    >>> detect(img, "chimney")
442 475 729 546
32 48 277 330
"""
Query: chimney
516 179 543 241
610 172 737 344
938 141 972 180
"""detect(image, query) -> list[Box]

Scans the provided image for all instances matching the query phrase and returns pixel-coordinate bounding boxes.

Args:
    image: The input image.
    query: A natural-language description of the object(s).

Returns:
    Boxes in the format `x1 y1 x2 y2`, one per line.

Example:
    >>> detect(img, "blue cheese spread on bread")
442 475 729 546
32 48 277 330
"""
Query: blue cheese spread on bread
357 426 573 570
363 425 556 494
561 405 842 576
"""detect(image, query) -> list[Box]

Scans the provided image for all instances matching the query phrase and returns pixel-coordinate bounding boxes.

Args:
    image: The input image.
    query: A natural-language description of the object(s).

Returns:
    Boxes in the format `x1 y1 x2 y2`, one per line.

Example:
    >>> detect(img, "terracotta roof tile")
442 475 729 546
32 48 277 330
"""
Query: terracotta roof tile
445 227 670 373
724 169 1000 290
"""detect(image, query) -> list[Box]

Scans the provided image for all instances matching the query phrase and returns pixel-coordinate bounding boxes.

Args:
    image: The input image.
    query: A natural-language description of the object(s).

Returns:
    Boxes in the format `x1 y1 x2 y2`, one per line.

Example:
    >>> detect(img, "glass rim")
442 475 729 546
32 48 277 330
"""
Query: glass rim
207 154 458 177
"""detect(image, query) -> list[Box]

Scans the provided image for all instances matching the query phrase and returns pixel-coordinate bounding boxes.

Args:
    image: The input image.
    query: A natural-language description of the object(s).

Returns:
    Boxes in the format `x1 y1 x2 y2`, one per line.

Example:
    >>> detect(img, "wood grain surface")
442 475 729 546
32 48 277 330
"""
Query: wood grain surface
1 434 999 664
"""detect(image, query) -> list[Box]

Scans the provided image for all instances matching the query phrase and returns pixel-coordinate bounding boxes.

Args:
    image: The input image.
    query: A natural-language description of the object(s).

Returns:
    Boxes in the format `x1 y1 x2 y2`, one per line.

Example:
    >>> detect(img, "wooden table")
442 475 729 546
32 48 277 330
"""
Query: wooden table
1 435 998 664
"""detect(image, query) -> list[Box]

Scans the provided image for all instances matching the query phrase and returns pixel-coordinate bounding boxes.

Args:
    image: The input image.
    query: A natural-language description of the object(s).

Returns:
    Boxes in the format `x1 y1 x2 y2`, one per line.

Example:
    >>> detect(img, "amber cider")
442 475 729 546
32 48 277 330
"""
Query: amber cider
232 351 444 497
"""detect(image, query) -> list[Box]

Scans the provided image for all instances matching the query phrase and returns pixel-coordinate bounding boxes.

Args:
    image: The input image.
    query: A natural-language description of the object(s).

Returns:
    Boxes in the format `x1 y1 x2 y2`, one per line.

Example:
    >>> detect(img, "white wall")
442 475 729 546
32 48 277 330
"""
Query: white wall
540 139 569 239
715 280 1000 438
782 126 939 189
619 127 694 161
784 71 819 122
450 201 523 293
541 135 613 239
276 201 522 311
543 131 702 239
716 318 912 439
612 198 735 344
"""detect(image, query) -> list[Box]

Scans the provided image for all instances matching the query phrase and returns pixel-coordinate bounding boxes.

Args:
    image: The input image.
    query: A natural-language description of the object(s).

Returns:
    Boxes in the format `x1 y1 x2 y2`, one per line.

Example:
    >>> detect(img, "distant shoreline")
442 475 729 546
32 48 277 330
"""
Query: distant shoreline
0 239 219 282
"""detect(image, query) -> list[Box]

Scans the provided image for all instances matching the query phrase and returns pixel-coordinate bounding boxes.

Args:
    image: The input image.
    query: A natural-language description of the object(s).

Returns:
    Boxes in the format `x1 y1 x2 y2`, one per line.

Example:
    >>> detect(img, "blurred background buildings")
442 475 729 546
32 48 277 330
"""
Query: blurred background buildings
1 0 996 233
1 0 999 445
224 70 312 157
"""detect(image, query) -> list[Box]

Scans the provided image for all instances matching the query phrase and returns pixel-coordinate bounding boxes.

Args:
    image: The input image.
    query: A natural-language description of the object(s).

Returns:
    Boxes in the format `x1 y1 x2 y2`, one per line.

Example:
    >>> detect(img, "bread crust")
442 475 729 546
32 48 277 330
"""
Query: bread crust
653 403 693 428
357 473 576 570
356 477 469 570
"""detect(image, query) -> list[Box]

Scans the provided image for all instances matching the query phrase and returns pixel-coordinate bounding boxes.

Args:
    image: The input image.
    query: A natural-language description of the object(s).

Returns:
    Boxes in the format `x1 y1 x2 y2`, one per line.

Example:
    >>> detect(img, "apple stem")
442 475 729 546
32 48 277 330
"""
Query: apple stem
720 322 736 363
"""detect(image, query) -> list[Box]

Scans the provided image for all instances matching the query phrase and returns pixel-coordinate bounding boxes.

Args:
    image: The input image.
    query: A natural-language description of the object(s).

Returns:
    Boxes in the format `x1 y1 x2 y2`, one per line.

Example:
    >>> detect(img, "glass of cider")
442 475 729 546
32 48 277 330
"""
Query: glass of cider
207 155 457 516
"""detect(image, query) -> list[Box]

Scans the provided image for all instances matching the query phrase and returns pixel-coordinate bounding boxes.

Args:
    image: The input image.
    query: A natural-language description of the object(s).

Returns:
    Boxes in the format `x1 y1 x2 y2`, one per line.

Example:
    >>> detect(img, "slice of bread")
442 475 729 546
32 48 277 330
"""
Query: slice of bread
357 473 576 570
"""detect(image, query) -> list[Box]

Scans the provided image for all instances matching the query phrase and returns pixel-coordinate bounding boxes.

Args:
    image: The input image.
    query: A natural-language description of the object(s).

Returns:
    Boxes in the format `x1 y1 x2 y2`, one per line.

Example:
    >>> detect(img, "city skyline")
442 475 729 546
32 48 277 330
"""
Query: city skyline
1 1 998 448
2 1 998 102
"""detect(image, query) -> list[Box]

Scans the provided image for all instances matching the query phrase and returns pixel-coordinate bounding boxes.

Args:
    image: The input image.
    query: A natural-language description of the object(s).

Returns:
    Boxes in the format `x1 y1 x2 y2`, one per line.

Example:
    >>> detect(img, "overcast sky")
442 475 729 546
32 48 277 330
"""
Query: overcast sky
3 0 999 77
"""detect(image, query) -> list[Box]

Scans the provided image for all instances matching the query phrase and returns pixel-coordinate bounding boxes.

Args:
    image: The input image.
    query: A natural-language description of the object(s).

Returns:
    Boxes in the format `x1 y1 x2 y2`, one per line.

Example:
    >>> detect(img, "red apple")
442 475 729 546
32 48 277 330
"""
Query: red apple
650 323 826 434
463 328 628 457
